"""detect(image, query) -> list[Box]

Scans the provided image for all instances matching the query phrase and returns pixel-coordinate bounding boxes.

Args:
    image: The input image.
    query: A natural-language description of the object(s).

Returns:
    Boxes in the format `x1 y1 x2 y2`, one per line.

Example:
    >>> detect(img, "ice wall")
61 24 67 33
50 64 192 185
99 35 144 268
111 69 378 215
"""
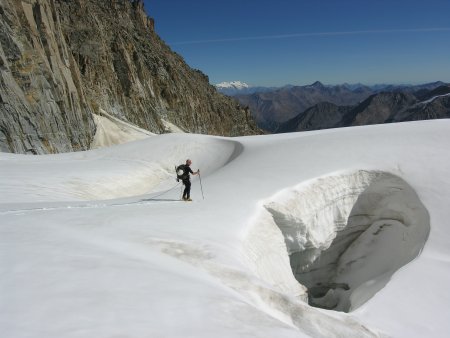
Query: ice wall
245 170 430 312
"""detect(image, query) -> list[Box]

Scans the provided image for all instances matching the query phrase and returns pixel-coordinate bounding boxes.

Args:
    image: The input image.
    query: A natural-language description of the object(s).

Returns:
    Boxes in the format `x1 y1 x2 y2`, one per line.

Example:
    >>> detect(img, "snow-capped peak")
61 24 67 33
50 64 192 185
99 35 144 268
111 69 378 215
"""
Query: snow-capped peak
215 81 250 89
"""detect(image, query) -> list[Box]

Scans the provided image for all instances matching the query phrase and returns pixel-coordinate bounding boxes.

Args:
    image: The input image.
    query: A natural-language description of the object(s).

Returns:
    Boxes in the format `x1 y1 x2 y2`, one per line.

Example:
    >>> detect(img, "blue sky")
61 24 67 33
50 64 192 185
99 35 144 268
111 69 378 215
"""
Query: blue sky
143 0 450 87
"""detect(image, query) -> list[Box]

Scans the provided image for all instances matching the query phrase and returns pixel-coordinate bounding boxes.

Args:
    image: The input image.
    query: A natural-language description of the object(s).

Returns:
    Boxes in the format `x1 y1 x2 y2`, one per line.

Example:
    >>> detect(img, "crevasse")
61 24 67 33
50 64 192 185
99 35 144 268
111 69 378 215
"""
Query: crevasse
244 170 430 312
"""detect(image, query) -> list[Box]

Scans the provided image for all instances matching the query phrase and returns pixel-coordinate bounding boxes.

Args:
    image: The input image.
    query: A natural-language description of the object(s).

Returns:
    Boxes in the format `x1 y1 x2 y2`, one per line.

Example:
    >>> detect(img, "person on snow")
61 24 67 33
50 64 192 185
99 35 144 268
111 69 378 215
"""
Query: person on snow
178 159 199 201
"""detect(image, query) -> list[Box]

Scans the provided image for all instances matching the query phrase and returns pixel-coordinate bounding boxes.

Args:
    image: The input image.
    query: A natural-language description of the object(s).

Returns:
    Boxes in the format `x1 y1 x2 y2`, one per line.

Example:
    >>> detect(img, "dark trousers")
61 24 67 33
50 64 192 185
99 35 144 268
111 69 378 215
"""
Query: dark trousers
182 180 191 199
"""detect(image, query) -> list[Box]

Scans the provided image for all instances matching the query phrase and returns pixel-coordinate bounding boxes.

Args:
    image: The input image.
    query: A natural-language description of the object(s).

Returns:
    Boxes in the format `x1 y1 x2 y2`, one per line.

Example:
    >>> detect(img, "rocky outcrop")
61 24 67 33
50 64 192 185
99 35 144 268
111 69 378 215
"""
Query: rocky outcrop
0 0 258 154
0 0 95 153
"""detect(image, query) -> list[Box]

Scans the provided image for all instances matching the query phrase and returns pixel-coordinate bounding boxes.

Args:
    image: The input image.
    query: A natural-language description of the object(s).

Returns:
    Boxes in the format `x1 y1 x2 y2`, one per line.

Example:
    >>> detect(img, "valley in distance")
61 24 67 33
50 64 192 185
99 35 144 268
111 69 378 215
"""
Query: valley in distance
216 80 450 133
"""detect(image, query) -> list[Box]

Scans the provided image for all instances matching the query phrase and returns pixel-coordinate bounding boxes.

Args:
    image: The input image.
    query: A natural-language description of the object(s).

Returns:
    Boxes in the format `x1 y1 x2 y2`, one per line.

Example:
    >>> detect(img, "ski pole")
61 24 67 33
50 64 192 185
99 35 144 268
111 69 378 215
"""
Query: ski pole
198 171 204 200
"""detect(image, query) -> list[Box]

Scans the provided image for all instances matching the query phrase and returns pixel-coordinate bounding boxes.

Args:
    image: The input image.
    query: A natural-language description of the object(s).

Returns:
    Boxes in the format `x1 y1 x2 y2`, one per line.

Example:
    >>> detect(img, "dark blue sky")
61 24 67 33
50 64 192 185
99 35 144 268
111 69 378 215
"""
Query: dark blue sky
143 0 450 86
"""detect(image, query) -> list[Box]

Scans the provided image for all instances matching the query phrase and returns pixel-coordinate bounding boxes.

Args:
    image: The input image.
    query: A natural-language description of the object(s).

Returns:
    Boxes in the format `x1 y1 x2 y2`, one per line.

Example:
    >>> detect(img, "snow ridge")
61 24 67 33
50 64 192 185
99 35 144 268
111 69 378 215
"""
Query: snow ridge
419 92 450 105
215 81 250 89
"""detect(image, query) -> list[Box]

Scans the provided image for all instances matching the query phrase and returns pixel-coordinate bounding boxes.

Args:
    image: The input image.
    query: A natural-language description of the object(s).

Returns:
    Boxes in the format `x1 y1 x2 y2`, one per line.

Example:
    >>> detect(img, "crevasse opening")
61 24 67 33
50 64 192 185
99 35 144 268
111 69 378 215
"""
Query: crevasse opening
246 170 430 313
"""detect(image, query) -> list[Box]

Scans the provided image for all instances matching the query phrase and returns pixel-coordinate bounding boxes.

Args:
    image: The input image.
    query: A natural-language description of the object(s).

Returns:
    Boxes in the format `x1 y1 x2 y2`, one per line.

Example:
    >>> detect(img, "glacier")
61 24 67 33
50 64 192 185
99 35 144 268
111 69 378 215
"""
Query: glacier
1 119 450 337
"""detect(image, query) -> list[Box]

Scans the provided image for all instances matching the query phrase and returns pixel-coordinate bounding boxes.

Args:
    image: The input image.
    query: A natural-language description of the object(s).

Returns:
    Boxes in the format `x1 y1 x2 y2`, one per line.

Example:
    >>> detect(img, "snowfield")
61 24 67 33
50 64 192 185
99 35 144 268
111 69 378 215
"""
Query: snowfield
1 119 450 337
215 80 250 89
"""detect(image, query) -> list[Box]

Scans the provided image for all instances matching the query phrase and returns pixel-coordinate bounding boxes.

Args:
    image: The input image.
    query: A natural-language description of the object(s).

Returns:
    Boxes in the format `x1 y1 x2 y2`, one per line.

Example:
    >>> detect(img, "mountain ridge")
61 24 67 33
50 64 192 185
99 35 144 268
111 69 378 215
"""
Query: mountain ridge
216 80 448 96
0 0 258 154
234 81 375 130
277 85 450 133
224 81 449 132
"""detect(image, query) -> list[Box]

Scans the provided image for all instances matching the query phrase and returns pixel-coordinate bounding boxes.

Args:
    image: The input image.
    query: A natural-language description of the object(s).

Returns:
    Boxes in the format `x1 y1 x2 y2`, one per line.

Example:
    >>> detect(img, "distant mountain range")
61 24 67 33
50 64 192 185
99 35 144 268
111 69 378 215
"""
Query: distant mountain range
216 81 249 90
216 81 450 132
277 85 450 133
215 81 278 96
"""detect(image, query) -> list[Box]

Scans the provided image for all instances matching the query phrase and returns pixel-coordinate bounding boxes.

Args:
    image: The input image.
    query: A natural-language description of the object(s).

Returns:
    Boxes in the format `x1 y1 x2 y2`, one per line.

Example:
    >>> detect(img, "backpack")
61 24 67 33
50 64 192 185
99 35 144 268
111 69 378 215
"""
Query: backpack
175 164 188 181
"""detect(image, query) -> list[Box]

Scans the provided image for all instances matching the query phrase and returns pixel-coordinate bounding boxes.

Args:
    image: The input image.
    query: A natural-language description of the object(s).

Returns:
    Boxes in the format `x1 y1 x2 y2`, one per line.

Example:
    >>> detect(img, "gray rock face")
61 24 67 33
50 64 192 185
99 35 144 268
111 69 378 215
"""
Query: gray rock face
0 0 258 154
0 0 95 153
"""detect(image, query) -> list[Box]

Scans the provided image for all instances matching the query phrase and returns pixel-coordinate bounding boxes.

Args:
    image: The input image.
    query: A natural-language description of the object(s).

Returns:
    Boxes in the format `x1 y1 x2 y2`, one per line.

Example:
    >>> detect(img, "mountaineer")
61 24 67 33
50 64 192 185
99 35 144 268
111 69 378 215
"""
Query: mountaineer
176 159 199 201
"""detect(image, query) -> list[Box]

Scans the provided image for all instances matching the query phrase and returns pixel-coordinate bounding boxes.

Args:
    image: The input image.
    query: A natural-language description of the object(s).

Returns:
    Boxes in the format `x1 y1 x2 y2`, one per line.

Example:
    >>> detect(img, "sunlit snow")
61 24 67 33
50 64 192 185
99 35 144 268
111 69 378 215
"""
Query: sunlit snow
1 119 450 337
215 81 250 89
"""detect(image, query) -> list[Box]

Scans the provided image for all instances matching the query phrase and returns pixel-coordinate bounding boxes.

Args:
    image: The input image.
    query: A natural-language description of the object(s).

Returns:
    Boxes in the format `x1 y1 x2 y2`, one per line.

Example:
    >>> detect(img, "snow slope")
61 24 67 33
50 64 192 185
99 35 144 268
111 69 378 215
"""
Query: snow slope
91 109 154 149
1 120 450 337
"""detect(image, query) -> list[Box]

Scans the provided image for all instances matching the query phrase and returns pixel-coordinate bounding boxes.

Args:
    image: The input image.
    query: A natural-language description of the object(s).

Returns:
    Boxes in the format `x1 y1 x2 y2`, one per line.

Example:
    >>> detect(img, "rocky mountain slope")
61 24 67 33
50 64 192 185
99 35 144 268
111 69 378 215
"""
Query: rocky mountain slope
234 81 448 132
278 86 450 133
275 102 352 133
0 0 257 154
235 81 375 131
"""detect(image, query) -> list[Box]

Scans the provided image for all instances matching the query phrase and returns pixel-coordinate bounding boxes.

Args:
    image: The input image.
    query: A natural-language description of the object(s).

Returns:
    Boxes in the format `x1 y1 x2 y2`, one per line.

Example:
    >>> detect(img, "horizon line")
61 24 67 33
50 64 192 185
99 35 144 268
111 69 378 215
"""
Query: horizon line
214 79 450 88
169 27 450 45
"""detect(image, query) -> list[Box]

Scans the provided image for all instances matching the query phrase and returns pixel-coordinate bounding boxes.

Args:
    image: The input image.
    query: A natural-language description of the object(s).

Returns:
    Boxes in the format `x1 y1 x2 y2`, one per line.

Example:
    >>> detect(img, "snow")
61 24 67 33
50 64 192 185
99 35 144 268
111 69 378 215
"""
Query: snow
1 119 450 337
215 81 250 89
251 170 429 312
90 109 154 149
161 119 186 133
418 92 450 105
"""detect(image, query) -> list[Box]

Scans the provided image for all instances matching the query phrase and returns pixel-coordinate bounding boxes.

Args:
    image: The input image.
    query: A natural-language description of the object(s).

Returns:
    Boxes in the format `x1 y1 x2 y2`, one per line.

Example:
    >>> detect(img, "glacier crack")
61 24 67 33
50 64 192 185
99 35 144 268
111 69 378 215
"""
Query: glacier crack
245 170 430 313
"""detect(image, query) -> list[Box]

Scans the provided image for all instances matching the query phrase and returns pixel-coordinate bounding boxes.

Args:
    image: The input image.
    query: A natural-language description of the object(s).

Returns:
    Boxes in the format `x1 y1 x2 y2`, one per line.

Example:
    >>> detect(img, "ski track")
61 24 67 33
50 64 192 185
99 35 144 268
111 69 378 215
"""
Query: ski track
0 190 185 215
0 200 173 215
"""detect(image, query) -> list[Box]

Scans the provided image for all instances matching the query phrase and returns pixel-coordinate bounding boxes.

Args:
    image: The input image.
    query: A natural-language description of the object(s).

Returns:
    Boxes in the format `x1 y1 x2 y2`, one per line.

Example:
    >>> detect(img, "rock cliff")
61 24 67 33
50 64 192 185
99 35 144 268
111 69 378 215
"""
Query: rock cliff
0 0 257 154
